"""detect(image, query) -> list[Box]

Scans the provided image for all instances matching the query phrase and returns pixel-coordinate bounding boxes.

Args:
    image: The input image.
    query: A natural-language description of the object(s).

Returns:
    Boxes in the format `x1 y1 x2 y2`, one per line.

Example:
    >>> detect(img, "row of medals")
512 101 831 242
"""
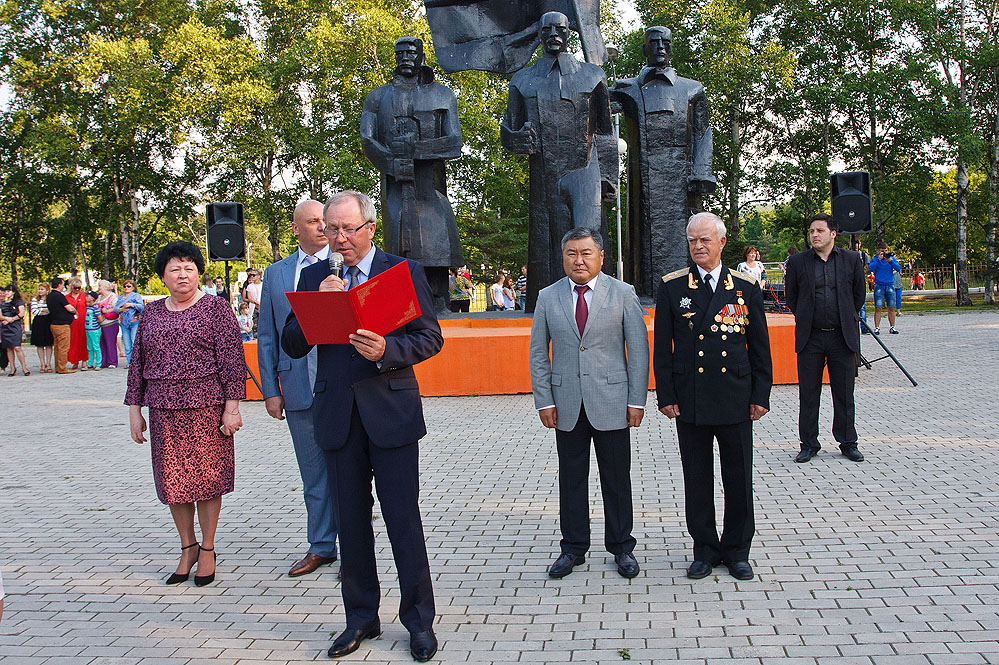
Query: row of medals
713 296 748 334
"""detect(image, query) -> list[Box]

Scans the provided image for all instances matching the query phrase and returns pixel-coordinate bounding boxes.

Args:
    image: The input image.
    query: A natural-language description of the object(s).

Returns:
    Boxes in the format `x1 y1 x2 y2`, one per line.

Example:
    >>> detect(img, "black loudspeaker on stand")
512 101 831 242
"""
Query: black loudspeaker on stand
205 201 261 394
831 171 872 234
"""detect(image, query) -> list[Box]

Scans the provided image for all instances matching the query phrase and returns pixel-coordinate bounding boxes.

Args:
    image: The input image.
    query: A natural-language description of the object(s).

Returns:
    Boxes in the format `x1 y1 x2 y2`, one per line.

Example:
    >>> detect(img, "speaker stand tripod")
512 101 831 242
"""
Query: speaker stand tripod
859 318 917 386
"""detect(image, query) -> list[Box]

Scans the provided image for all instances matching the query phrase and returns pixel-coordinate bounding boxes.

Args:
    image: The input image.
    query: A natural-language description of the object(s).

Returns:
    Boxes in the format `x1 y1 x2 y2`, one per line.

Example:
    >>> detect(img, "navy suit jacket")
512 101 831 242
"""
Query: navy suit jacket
281 247 443 451
257 250 315 411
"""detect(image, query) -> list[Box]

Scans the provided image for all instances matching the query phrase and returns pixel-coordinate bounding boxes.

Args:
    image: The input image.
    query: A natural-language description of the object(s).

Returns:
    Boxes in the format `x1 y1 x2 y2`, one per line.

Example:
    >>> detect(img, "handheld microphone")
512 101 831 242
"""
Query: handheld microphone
328 252 344 279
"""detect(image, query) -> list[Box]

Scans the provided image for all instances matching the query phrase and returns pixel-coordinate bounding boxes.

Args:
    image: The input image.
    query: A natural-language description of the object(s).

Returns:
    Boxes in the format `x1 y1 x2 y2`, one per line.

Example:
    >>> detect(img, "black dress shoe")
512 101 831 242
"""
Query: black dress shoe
614 552 640 578
409 629 438 662
548 552 584 578
328 621 381 658
795 448 817 463
686 560 714 579
725 560 754 580
841 446 864 462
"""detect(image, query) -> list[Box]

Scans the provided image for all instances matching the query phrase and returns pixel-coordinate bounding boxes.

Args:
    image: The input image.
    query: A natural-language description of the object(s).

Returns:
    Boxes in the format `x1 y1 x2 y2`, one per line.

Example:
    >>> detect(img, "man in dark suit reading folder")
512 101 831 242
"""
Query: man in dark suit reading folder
282 190 443 662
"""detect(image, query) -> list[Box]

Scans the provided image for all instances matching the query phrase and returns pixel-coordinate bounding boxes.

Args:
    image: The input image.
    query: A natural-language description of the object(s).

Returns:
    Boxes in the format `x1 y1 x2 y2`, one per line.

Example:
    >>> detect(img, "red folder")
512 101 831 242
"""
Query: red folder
286 261 422 345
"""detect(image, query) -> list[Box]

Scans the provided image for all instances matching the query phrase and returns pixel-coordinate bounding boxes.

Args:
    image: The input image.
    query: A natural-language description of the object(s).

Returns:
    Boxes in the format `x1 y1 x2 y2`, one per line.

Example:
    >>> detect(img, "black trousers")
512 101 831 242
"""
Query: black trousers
796 329 858 450
555 405 636 556
324 405 435 633
675 419 754 563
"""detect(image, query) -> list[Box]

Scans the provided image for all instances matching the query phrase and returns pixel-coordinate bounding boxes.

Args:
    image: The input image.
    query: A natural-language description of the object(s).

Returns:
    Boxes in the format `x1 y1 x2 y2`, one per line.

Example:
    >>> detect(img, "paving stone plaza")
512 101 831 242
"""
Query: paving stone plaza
2 309 998 664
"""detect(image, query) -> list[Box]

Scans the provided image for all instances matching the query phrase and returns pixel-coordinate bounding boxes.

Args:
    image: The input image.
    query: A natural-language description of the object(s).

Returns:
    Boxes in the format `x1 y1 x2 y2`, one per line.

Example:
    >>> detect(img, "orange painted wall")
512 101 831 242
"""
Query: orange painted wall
244 312 818 401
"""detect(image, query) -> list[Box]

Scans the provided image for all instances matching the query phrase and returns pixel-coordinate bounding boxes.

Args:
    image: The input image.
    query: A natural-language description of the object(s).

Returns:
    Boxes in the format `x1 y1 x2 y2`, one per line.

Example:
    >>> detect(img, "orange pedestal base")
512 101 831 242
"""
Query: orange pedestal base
243 312 820 400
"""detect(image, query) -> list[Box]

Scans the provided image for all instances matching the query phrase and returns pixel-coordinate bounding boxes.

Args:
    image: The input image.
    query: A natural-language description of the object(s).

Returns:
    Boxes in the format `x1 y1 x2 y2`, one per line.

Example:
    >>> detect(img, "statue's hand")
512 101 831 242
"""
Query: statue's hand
687 177 717 194
394 157 415 182
506 122 538 154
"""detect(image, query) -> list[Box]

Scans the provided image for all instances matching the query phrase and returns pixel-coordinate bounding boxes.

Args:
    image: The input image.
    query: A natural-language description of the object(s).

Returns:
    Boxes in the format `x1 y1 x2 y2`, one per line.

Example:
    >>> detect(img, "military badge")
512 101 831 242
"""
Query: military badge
680 296 692 309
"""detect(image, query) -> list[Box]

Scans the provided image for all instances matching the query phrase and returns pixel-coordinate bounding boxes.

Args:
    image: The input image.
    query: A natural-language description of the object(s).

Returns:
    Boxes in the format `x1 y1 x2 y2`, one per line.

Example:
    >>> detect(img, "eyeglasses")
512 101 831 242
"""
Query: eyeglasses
326 221 372 238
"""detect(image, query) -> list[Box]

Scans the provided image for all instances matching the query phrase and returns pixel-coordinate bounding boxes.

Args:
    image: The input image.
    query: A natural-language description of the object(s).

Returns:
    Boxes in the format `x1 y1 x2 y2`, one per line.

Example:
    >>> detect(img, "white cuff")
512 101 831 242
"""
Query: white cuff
537 405 555 411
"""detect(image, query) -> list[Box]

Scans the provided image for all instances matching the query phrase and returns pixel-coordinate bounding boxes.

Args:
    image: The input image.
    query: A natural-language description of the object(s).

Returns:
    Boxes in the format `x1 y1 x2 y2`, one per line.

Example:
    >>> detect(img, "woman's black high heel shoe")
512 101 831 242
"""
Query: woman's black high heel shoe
165 542 199 585
194 546 216 586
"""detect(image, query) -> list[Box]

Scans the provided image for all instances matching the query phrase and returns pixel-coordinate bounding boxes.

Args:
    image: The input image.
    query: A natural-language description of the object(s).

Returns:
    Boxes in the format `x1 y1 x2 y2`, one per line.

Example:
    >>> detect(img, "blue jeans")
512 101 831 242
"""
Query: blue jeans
285 408 339 558
241 332 253 341
518 296 526 311
121 322 139 365
895 287 903 311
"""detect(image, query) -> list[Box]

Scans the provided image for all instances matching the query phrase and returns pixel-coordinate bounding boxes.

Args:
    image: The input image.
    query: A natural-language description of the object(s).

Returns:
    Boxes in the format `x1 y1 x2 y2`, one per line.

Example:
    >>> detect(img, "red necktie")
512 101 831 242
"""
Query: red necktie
574 284 589 335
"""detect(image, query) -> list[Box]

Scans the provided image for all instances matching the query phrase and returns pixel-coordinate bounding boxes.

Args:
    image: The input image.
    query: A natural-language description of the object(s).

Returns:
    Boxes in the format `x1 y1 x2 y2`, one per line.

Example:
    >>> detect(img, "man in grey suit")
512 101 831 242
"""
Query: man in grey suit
529 227 650 579
257 199 339 577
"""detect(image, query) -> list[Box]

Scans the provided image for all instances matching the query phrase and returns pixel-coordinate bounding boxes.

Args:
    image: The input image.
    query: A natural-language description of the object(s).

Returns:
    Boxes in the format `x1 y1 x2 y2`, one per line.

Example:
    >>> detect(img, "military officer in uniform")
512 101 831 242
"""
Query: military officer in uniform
654 212 773 581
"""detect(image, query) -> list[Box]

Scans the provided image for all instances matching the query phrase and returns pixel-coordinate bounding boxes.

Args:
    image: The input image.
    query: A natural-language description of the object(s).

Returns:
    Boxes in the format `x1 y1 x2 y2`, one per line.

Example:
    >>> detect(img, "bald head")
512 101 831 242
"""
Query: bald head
293 199 328 255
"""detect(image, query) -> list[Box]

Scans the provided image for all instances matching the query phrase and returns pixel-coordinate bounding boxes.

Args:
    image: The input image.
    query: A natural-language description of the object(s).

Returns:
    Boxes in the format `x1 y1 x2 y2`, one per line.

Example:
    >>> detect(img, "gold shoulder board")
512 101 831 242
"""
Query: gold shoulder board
662 268 688 283
730 271 755 282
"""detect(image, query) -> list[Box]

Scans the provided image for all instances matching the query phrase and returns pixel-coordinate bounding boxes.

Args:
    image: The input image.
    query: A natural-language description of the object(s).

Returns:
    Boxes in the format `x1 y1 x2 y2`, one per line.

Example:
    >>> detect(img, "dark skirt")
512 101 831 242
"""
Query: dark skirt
30 314 53 346
148 404 235 505
0 320 23 348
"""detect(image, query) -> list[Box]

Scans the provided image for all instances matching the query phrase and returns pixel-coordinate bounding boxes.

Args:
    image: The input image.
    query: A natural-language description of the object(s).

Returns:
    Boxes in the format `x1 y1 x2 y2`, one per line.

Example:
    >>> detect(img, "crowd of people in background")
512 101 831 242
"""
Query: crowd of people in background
0 264 269 375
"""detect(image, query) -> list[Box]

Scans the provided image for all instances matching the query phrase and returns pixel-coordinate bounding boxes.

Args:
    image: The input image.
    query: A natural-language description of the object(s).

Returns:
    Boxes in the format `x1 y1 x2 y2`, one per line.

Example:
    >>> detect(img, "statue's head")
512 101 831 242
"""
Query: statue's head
539 12 570 56
394 37 425 78
643 26 672 68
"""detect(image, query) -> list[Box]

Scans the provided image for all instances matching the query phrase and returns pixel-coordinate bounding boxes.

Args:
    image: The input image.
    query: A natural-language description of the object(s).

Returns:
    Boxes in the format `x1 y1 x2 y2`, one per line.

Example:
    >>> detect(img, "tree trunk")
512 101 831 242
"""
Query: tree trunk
728 106 741 241
104 229 111 281
130 193 141 281
10 193 22 290
955 157 972 305
984 71 998 305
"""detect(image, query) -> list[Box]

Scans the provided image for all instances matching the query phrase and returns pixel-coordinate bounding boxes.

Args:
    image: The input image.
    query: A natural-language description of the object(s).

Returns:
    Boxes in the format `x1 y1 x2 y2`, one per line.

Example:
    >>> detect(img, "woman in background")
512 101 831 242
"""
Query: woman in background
126 241 245 587
30 282 54 373
66 277 88 370
1 284 29 376
736 245 767 286
502 276 516 311
96 280 120 368
116 279 145 367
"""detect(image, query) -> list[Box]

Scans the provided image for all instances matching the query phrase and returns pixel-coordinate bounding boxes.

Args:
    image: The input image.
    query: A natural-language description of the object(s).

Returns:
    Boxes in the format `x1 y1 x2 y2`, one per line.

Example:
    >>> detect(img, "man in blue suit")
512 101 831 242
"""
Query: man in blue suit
257 199 340 577
282 190 443 662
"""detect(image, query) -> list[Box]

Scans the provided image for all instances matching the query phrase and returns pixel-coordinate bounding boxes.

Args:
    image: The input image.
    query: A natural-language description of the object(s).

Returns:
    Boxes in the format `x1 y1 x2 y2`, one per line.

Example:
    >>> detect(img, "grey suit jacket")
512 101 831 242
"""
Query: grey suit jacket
529 272 650 432
257 251 315 412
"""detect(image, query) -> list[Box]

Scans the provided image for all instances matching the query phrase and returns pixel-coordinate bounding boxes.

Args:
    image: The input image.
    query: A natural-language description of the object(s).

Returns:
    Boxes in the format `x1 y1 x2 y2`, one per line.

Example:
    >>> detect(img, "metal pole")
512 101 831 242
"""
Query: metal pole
615 114 624 281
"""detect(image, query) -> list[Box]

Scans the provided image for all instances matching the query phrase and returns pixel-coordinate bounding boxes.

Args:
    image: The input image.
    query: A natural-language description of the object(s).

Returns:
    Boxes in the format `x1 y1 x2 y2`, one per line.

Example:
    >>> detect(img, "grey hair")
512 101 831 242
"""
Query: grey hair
561 226 604 251
686 212 727 239
324 190 377 224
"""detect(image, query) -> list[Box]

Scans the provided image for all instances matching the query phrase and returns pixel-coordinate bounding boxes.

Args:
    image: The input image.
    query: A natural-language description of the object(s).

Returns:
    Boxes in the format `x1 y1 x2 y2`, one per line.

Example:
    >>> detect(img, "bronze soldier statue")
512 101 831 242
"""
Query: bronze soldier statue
501 11 617 311
612 26 717 298
360 37 464 311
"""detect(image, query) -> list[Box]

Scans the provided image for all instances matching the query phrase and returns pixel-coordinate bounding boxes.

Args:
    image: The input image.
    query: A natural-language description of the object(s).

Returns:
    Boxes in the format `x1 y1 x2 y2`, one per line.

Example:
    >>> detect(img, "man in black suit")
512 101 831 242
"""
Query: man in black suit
282 191 443 662
784 212 868 463
654 212 772 581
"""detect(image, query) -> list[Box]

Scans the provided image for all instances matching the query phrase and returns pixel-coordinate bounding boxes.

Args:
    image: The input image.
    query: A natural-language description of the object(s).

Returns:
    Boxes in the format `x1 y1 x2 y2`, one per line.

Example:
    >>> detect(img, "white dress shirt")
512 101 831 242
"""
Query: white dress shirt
696 263 723 291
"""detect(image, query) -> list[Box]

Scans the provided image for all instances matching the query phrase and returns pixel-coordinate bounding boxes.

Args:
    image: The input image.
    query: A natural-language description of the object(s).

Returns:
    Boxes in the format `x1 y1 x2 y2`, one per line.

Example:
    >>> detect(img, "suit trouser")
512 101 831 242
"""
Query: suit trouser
51 324 70 372
675 419 754 563
286 408 339 558
796 329 858 450
324 404 435 633
555 405 636 557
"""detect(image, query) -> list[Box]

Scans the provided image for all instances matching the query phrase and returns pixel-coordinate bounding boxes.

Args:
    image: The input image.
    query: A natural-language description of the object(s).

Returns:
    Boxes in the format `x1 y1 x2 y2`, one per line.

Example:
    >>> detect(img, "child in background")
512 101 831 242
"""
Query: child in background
237 302 253 341
83 291 103 370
